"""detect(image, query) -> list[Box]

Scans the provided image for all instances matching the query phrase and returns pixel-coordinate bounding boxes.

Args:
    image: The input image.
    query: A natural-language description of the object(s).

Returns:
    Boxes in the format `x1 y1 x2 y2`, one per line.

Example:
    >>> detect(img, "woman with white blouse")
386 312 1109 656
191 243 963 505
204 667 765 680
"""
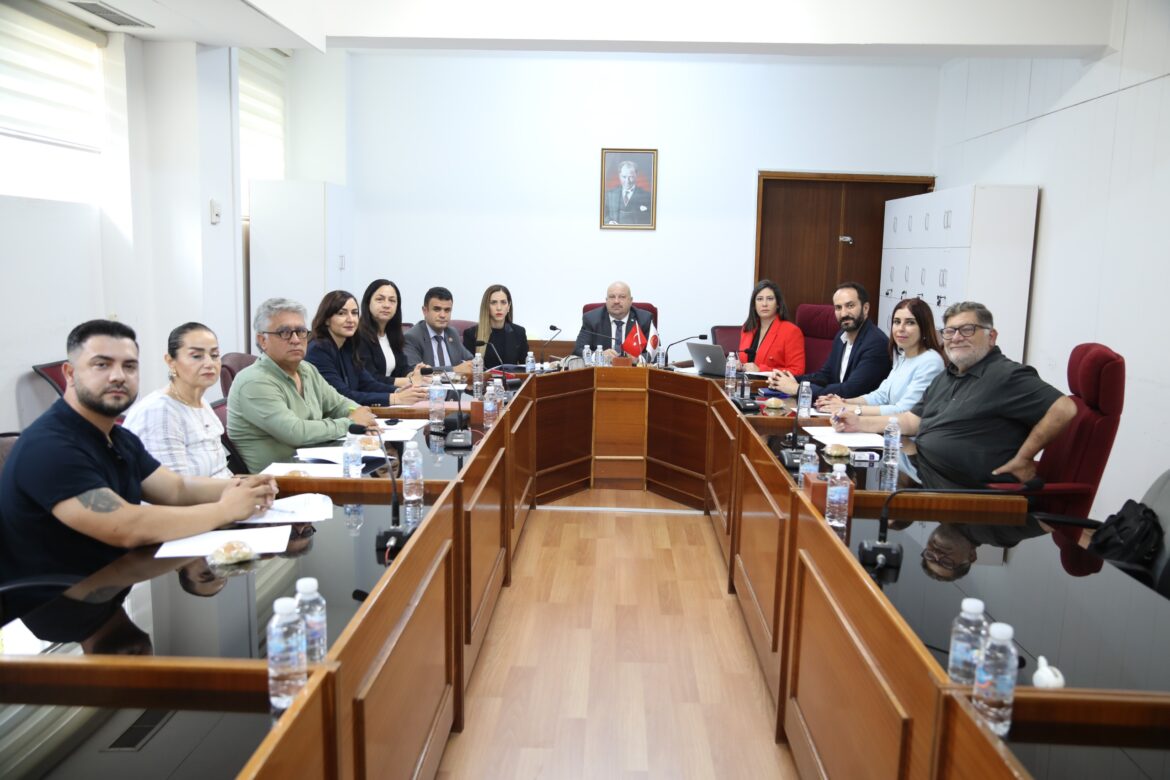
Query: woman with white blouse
124 322 232 478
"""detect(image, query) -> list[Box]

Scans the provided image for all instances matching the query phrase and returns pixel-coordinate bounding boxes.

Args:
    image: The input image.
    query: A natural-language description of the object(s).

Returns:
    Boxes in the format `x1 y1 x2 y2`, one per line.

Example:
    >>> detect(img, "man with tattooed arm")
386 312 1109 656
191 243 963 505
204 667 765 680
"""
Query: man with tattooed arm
0 320 276 590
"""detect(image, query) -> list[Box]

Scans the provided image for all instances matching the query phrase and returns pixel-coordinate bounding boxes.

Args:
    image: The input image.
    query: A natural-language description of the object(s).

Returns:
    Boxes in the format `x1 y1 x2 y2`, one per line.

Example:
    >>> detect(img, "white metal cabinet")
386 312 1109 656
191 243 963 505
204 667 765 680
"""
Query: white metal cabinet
249 180 355 347
878 186 1038 361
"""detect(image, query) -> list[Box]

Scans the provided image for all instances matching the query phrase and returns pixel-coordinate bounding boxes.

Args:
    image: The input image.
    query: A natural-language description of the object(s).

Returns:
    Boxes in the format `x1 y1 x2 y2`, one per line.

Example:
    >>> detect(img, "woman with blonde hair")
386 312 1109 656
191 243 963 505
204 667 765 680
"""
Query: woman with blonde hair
461 284 529 369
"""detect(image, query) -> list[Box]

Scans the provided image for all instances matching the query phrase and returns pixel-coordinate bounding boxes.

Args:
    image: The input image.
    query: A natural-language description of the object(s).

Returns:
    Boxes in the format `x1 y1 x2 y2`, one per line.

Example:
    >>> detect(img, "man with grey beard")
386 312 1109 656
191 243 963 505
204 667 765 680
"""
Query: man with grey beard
835 301 1076 489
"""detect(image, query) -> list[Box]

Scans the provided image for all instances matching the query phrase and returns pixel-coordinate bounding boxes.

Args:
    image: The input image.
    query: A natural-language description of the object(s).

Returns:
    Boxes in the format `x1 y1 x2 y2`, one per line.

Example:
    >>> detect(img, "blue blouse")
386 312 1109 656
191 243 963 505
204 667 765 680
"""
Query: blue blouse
862 349 945 416
305 338 395 407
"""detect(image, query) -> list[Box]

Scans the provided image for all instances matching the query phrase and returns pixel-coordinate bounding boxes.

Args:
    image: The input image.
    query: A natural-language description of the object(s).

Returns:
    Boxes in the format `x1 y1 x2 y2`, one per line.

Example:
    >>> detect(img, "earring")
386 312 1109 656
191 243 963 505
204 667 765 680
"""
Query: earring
168 369 177 381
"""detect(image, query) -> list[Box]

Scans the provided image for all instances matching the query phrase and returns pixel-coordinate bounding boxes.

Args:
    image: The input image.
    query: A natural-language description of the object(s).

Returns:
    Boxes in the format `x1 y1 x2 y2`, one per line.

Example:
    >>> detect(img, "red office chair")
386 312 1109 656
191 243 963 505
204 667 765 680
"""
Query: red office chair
211 398 250 475
582 302 658 327
794 304 837 371
710 326 741 355
33 360 68 397
220 352 258 397
449 320 477 339
991 343 1125 517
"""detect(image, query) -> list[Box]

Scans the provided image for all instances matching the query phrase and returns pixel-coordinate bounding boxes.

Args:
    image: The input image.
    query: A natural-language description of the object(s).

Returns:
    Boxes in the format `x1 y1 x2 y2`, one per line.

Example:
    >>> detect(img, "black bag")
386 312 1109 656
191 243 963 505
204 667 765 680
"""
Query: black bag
1087 499 1163 566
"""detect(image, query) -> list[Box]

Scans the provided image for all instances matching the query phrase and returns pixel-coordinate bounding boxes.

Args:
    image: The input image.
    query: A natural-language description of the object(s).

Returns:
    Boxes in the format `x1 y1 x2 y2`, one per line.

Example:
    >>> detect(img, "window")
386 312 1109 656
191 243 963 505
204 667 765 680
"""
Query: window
238 47 287 217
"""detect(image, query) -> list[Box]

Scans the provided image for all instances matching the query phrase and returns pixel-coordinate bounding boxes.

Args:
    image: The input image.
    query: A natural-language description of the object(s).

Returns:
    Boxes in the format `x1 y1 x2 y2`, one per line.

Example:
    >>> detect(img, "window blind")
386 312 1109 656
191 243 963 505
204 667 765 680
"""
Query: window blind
238 47 287 216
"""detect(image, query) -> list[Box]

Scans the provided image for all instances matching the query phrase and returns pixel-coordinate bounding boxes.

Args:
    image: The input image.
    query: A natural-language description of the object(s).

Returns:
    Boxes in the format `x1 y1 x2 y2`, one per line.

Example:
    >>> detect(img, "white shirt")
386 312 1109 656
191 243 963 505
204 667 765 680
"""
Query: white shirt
378 333 397 376
123 389 231 478
839 331 854 383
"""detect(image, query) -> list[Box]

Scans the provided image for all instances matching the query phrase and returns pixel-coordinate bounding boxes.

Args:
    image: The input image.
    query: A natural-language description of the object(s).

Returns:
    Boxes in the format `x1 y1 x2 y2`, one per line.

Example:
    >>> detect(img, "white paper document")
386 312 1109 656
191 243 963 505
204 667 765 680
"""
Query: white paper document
237 493 334 524
803 427 885 448
295 446 390 463
155 524 292 558
382 418 428 431
261 462 343 477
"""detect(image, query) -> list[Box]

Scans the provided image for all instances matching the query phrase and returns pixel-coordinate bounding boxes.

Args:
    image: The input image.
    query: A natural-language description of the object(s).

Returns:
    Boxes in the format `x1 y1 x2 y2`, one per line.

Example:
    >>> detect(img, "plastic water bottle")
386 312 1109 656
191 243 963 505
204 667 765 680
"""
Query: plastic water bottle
656 346 666 370
267 597 307 714
798 443 819 488
947 598 989 686
342 429 363 479
525 350 536 374
401 441 424 506
824 463 851 540
582 345 592 366
295 577 328 664
401 501 425 531
427 377 445 432
973 622 1019 736
724 352 738 395
880 416 901 491
343 503 364 535
797 381 813 418
483 384 499 429
472 353 484 400
493 377 506 407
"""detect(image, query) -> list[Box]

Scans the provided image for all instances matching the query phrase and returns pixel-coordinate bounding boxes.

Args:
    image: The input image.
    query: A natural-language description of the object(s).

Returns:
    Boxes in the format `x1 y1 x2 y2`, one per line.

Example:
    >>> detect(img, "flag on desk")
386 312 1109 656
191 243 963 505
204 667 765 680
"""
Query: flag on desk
622 320 659 360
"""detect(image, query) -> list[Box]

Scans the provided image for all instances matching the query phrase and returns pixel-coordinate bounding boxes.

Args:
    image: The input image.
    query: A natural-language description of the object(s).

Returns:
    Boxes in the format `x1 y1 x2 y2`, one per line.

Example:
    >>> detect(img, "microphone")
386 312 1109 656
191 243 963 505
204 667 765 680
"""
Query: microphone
577 327 620 355
662 333 708 365
539 325 562 347
427 374 472 449
474 339 508 370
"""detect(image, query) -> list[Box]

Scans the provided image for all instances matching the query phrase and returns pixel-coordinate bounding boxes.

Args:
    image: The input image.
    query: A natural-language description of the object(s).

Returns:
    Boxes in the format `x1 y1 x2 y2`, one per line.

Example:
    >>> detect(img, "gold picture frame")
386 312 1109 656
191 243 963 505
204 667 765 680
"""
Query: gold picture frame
600 148 657 230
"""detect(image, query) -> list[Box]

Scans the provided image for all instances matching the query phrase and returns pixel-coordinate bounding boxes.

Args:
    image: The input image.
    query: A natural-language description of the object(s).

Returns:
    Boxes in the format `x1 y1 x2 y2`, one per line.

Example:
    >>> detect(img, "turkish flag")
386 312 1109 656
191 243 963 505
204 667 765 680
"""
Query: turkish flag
623 320 646 357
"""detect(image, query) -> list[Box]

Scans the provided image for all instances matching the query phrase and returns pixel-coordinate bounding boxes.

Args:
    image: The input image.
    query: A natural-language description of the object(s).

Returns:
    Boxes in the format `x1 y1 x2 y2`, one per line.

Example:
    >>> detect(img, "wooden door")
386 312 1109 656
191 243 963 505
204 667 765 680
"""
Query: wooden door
754 173 934 323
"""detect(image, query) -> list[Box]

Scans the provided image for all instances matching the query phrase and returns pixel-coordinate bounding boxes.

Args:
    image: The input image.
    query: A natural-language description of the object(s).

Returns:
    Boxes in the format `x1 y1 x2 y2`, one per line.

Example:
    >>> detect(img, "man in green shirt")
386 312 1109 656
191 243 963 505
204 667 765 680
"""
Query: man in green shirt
228 298 378 472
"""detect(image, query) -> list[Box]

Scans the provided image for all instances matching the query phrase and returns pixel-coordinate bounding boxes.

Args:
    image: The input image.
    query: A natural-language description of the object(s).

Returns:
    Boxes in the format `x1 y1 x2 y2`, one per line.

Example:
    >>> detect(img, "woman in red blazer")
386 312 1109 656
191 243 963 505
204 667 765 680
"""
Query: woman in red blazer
738 279 805 374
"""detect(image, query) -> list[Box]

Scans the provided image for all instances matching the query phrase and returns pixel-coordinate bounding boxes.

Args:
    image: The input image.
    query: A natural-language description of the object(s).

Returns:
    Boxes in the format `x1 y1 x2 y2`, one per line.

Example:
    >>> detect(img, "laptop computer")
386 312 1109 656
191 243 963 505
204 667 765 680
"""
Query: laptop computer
686 342 729 376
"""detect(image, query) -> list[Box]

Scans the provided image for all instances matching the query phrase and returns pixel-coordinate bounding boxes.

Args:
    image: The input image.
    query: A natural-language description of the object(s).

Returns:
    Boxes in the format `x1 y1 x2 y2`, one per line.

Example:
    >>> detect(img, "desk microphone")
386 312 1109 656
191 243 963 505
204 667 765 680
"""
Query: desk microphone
428 373 472 449
577 327 622 355
662 333 708 365
474 339 508 370
539 325 562 347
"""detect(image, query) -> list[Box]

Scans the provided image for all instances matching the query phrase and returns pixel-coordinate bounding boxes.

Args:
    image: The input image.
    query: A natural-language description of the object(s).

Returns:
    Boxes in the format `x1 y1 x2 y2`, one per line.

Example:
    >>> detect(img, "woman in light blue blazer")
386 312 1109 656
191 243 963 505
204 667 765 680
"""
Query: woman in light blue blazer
817 297 945 420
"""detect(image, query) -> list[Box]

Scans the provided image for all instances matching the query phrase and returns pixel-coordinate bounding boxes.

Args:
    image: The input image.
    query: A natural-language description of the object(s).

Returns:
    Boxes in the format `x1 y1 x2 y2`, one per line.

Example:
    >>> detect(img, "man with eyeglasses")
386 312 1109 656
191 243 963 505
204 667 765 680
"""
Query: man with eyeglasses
836 301 1076 489
228 298 378 472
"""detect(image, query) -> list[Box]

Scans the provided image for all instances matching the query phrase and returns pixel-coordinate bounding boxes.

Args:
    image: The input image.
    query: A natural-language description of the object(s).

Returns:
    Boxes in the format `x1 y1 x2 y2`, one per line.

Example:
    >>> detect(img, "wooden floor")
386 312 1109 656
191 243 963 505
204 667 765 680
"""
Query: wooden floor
437 489 797 779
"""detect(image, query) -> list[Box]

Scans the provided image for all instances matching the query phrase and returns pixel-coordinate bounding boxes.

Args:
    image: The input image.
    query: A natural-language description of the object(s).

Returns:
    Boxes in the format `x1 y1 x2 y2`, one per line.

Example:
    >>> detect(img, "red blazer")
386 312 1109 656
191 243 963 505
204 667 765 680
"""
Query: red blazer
739 319 805 373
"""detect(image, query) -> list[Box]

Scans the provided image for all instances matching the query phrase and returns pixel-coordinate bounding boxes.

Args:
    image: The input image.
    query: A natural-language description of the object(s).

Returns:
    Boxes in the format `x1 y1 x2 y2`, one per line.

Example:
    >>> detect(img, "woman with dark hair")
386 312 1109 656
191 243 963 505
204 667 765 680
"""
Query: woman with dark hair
738 279 804 373
305 290 427 407
123 322 231 477
354 279 424 386
462 284 529 369
817 297 945 420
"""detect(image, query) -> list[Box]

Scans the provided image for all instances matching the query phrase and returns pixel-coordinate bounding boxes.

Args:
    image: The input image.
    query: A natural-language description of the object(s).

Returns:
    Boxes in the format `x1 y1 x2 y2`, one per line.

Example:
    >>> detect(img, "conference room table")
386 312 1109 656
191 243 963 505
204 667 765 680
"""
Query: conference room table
2 367 1168 780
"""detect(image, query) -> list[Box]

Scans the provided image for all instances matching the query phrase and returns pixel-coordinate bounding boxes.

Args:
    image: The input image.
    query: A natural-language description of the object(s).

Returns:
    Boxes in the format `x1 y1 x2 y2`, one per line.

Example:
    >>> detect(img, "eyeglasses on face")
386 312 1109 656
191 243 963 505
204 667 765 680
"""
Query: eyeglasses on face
939 323 991 340
261 328 310 341
921 546 964 571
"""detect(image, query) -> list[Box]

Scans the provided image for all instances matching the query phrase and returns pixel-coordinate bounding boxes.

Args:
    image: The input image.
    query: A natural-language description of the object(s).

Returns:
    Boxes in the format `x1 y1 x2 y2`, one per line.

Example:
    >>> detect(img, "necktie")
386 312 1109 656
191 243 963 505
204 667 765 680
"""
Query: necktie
433 334 447 367
623 191 630 206
613 319 624 352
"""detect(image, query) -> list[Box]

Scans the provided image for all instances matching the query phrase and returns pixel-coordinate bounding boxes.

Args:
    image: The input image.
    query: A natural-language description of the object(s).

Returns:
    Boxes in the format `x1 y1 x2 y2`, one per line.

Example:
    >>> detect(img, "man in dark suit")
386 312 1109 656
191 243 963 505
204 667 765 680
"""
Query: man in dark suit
403 287 475 370
767 282 891 399
603 161 652 225
573 281 655 359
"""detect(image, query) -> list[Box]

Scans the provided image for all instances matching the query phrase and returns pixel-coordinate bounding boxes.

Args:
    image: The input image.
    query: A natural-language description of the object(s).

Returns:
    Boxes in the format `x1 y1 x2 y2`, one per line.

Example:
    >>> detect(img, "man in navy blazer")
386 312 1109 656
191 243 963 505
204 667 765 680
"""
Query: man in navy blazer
403 286 475 370
573 281 655 358
768 282 891 399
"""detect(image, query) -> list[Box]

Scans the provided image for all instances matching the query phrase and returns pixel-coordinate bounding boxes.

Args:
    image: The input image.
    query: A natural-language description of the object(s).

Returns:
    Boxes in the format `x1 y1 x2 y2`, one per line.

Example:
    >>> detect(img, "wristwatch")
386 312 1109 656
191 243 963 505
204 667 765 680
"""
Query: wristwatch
854 405 862 417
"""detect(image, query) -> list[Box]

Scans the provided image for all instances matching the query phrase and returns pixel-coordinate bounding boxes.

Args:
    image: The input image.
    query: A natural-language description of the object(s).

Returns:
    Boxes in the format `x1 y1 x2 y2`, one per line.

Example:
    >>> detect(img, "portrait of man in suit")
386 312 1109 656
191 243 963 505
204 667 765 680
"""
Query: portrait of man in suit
601 149 656 229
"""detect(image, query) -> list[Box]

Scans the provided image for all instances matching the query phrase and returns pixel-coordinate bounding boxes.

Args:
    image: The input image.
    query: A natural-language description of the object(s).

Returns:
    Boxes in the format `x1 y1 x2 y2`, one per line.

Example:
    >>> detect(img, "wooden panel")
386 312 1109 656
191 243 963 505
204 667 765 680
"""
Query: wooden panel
593 457 645 490
706 391 738 566
786 551 910 780
353 535 456 780
242 666 340 780
506 383 536 559
1010 688 1170 748
462 441 507 682
329 482 461 780
647 373 707 476
533 457 591 502
593 366 648 390
935 692 1030 780
784 492 946 780
645 458 705 508
533 371 593 500
593 391 647 457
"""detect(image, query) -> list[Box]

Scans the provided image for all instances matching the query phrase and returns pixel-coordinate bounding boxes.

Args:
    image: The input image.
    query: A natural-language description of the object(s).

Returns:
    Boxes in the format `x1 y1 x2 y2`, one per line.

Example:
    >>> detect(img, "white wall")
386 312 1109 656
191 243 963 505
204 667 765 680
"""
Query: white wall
344 50 938 342
935 0 1170 515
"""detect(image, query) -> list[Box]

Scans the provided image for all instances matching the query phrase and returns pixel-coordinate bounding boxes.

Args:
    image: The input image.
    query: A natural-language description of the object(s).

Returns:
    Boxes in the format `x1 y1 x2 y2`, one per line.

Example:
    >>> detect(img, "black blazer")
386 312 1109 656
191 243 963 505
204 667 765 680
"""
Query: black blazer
354 332 409 380
463 323 530 369
798 318 891 399
305 338 395 407
573 306 654 356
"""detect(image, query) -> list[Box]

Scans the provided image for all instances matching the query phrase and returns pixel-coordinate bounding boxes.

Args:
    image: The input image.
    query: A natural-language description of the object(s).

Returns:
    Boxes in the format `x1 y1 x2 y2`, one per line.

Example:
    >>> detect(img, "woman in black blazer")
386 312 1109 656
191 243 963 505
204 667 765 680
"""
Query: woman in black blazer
462 284 529 369
354 279 424 387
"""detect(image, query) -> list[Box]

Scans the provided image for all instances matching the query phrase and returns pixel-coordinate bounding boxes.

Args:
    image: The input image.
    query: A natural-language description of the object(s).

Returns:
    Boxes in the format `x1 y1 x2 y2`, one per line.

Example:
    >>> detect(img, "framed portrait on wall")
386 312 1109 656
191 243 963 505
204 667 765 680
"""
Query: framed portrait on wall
600 148 657 230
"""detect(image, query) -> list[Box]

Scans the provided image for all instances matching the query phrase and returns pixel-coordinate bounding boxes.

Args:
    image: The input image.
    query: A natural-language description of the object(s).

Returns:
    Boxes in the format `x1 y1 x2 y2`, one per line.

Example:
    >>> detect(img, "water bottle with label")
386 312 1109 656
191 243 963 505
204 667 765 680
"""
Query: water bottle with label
401 441 424 506
656 346 666 370
342 428 363 479
472 353 484 399
582 345 592 366
973 622 1019 737
427 377 445 432
493 377 506 407
797 381 813 418
525 350 536 374
880 416 901 491
824 463 851 540
267 597 307 714
724 352 738 395
798 443 819 488
483 384 499 429
294 577 328 664
947 597 989 686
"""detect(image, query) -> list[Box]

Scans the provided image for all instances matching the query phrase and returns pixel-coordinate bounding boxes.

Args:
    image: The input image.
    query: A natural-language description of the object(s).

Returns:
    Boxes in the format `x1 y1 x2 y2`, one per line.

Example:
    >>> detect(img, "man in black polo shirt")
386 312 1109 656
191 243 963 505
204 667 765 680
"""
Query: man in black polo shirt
836 301 1076 488
0 320 277 591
